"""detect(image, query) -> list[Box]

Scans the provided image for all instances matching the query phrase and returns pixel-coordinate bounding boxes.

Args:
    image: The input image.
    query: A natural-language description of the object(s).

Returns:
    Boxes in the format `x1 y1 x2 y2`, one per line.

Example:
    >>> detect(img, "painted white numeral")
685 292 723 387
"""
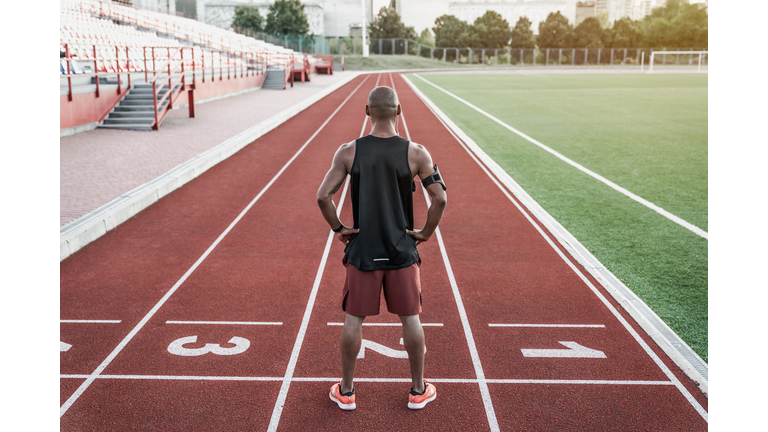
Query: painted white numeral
167 335 250 357
357 338 426 359
521 341 606 358
60 341 72 352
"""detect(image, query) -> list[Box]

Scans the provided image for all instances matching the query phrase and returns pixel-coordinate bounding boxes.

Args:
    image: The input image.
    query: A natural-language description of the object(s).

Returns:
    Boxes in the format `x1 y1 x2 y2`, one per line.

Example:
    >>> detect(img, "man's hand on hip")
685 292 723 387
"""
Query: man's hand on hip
336 226 359 245
406 229 431 246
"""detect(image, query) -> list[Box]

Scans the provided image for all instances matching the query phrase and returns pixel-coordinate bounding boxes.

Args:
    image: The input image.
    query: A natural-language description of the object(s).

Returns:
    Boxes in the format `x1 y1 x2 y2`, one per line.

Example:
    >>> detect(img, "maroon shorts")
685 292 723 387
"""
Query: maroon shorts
342 255 422 317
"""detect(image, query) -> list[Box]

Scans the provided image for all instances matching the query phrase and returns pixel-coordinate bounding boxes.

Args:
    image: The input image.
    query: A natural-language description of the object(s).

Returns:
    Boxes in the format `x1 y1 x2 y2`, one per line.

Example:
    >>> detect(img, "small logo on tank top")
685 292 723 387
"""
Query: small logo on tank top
373 258 390 261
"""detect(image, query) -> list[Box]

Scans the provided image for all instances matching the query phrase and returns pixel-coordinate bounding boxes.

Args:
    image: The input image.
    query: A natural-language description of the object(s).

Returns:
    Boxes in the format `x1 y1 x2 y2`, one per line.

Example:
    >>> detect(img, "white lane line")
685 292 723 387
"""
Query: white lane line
411 73 708 240
486 379 674 385
402 74 709 422
326 322 444 326
60 320 121 323
392 72 500 432
267 74 379 432
489 324 605 328
60 74 372 419
60 374 674 386
165 321 283 325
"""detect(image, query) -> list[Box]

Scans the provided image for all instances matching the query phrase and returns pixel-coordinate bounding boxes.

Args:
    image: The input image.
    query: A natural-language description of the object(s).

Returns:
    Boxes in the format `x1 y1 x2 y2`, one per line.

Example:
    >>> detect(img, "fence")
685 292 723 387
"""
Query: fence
359 39 708 68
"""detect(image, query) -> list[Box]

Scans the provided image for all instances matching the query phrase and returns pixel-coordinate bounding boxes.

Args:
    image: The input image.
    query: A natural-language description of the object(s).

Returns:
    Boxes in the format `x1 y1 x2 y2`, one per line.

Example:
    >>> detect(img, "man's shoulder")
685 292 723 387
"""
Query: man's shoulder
408 140 429 152
408 141 430 160
337 140 356 154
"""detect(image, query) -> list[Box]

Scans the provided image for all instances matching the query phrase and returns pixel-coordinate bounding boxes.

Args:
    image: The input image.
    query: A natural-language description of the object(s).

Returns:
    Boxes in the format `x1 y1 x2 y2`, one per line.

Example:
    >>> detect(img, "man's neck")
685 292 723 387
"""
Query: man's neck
369 118 398 138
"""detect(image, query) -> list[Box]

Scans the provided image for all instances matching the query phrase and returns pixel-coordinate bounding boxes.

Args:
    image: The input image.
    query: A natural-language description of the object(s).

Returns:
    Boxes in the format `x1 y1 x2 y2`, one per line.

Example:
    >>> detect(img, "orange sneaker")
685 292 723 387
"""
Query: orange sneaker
329 382 356 411
408 380 436 409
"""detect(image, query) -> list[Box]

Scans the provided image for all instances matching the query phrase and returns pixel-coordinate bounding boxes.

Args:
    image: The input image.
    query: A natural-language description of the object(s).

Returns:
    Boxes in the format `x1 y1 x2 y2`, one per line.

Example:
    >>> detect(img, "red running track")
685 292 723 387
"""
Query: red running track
60 72 708 431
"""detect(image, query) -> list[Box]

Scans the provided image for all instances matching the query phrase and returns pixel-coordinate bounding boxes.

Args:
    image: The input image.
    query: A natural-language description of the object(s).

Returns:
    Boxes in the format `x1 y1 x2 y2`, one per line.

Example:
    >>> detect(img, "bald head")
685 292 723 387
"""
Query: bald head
366 86 400 121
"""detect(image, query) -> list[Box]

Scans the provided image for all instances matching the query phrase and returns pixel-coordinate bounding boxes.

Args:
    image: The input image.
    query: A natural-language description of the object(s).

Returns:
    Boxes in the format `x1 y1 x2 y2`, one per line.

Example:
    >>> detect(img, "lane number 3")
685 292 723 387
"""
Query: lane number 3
167 335 250 357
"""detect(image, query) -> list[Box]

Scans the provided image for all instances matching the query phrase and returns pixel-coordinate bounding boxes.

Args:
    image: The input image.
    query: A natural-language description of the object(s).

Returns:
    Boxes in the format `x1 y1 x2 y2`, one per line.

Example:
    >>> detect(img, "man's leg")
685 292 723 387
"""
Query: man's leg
399 314 425 393
340 313 365 393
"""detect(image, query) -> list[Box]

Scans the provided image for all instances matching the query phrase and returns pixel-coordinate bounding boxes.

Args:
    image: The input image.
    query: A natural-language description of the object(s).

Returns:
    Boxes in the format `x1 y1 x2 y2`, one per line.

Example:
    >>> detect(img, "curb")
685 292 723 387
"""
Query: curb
60 72 361 261
402 74 709 396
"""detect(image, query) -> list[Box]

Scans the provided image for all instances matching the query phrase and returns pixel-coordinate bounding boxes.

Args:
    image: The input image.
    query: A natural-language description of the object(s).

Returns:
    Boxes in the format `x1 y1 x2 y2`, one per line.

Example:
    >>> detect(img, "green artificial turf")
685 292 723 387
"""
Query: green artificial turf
407 72 708 362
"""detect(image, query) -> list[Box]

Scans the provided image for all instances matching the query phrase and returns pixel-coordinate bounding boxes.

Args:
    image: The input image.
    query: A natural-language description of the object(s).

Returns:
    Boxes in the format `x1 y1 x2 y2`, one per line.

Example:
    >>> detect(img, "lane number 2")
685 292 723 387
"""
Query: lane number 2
167 335 250 357
358 338 426 359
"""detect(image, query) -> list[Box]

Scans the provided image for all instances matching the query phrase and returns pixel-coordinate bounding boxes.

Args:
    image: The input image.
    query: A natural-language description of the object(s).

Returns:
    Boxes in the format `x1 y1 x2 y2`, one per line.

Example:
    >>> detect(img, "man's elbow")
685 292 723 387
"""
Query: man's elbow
433 193 447 208
317 192 331 207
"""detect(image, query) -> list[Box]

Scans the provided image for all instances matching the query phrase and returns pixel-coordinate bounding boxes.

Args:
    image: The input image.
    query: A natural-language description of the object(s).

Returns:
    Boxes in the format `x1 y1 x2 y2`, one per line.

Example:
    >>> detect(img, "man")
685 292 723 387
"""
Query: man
317 86 447 411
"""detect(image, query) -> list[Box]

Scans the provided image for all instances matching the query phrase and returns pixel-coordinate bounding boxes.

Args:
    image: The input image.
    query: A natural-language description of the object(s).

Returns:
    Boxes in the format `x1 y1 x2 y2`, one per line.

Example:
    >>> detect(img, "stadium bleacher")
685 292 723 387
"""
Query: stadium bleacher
60 0 332 131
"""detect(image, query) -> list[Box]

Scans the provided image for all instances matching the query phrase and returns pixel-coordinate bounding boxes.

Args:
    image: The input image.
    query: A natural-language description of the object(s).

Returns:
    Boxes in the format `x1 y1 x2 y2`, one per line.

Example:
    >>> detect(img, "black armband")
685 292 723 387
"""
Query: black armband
420 164 446 191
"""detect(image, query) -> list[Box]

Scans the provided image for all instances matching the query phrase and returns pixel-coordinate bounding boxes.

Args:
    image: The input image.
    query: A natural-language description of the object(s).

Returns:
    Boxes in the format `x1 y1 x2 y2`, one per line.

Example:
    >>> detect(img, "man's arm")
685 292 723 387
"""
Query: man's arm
406 144 447 246
317 142 359 244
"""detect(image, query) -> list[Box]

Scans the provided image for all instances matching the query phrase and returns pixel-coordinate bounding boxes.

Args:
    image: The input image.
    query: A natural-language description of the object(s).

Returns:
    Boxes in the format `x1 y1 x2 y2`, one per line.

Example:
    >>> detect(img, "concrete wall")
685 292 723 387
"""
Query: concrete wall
60 87 126 130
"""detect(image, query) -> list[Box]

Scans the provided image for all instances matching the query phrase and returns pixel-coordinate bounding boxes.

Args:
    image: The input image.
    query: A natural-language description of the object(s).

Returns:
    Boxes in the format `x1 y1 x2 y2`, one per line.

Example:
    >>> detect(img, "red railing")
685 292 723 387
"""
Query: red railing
60 42 133 118
264 52 296 89
148 47 188 129
62 41 269 128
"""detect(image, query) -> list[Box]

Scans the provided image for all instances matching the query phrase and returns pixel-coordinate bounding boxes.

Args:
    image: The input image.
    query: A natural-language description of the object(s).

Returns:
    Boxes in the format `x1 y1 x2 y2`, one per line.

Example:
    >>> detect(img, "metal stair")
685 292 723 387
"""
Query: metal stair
261 68 285 90
99 82 181 130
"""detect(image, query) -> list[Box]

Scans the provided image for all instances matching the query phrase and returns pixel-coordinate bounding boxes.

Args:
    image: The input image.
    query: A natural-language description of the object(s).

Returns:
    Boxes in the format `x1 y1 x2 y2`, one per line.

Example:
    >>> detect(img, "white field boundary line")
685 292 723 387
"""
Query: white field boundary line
392 72 500 432
59 75 371 418
60 374 673 386
402 74 709 420
267 73 379 432
411 73 708 240
60 71 362 261
404 73 709 395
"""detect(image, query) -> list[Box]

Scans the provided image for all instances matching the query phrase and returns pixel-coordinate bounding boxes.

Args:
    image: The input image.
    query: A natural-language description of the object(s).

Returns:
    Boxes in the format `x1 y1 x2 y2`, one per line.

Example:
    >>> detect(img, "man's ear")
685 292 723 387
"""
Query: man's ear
365 104 371 117
396 104 402 116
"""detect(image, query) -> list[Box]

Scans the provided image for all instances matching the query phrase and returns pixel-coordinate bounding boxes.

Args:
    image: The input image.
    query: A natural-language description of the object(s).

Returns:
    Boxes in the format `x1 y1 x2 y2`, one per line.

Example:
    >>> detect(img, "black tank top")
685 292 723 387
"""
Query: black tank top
344 134 419 271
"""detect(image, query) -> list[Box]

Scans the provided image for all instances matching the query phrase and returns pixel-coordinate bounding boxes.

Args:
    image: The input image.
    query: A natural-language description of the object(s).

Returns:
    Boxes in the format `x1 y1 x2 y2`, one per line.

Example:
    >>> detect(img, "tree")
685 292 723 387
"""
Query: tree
609 17 640 47
537 11 572 48
636 0 707 47
509 16 535 49
369 6 417 39
571 17 605 48
669 1 707 47
265 0 309 35
432 14 472 47
472 11 511 48
417 28 435 47
638 16 674 47
232 5 264 33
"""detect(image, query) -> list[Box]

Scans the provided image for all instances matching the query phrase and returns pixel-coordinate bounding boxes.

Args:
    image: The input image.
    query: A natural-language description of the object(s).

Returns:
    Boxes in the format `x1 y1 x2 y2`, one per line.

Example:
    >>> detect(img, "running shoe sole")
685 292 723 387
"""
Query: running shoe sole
408 382 436 410
329 384 356 411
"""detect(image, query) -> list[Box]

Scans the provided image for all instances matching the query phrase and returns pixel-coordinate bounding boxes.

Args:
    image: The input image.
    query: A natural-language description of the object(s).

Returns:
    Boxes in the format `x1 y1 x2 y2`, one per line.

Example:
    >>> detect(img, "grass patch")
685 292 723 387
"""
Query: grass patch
407 72 708 362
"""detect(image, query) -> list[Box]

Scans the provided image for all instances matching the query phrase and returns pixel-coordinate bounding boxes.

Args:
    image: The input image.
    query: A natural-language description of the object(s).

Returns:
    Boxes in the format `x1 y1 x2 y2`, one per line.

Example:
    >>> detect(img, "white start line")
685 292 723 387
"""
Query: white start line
60 373 674 386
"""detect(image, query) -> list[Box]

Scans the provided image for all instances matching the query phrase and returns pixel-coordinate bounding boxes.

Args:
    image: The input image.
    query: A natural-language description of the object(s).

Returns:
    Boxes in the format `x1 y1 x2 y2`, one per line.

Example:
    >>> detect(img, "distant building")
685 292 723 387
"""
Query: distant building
575 1 595 26
595 0 632 24
632 0 653 20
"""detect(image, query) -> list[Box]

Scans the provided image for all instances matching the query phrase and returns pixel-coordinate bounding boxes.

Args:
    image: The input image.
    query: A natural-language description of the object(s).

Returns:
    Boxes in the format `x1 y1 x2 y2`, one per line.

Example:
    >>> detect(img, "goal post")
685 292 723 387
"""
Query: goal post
648 51 708 73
